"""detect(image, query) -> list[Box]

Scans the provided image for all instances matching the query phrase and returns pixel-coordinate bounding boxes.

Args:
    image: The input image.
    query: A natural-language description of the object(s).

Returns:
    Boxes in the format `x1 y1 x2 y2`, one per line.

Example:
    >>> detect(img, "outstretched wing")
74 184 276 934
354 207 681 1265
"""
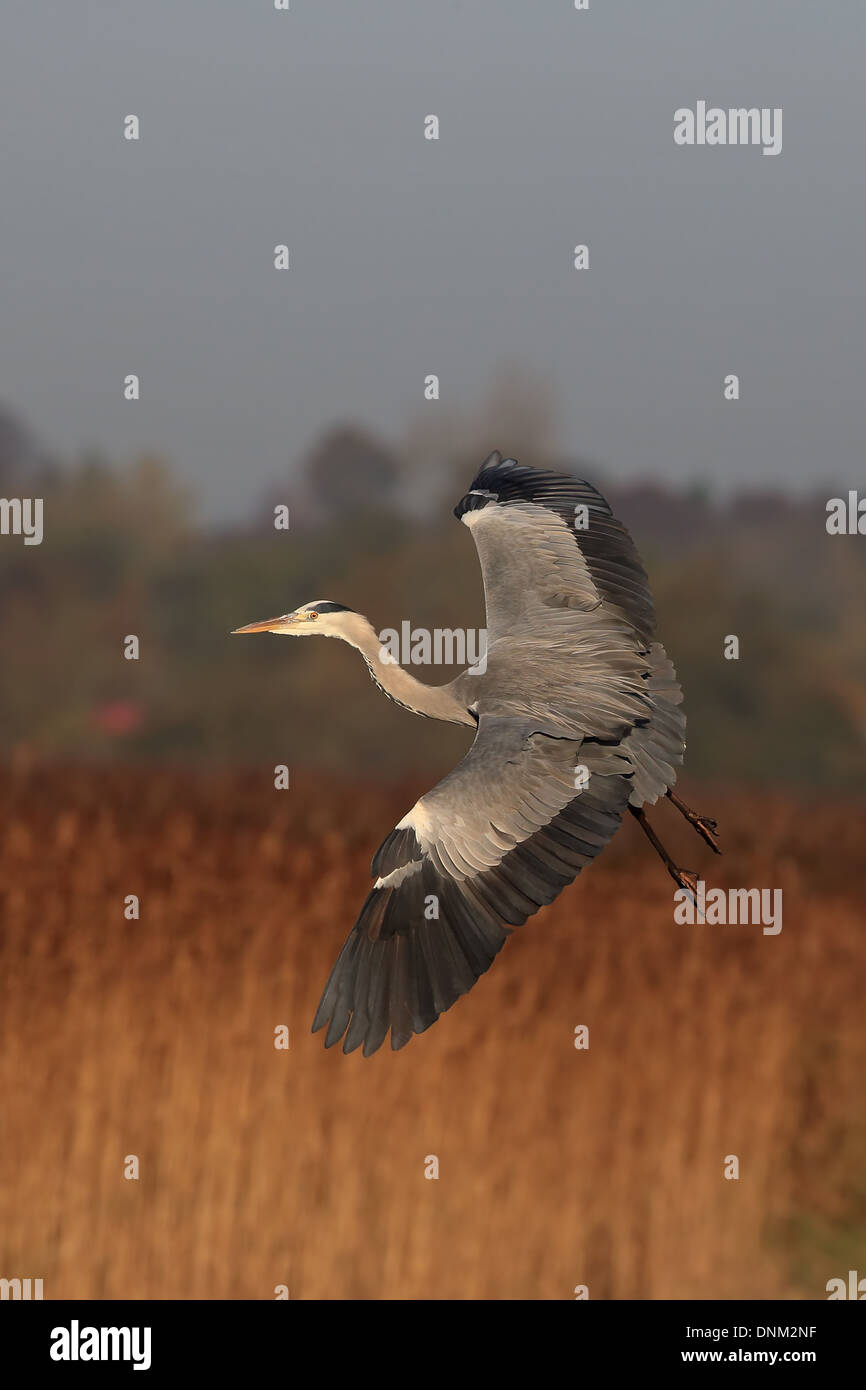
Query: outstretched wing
454 453 656 646
312 717 632 1056
453 455 685 799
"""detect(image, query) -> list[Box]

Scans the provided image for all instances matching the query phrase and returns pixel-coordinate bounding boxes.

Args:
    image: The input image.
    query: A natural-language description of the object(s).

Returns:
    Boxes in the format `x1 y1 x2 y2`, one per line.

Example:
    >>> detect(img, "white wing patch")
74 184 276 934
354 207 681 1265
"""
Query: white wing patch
373 860 424 890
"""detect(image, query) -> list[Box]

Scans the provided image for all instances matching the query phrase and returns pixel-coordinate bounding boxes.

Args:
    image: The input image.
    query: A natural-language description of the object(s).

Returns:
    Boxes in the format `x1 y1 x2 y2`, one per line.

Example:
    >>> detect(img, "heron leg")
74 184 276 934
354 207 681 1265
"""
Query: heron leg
629 805 699 896
665 789 721 854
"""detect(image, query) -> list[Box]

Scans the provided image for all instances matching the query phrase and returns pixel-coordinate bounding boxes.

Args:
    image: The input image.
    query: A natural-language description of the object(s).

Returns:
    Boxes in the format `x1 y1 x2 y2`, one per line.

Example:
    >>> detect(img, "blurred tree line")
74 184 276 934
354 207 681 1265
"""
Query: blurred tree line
0 389 863 790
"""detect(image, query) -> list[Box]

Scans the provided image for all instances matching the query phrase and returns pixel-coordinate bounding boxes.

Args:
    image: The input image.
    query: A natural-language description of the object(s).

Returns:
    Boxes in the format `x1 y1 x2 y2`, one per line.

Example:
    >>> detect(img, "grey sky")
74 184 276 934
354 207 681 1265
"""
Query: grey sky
2 1 863 519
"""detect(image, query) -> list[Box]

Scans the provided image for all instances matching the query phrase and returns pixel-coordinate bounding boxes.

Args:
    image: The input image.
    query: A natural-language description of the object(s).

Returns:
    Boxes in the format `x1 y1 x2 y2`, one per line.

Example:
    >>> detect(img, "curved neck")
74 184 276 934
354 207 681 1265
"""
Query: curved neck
341 613 475 725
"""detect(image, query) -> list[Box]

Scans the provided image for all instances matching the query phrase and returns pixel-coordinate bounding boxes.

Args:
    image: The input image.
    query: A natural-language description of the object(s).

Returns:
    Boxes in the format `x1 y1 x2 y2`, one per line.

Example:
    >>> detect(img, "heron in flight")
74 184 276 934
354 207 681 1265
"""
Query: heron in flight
233 454 719 1055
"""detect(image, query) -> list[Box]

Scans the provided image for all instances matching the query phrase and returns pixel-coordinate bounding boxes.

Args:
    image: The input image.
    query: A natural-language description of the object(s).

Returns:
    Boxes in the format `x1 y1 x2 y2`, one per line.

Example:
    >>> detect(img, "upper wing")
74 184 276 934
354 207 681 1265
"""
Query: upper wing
454 454 656 646
312 716 632 1056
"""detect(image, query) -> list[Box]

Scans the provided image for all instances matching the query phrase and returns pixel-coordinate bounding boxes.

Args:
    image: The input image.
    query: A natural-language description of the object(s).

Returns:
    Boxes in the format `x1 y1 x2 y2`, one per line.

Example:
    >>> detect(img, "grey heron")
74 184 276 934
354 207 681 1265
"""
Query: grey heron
233 454 719 1055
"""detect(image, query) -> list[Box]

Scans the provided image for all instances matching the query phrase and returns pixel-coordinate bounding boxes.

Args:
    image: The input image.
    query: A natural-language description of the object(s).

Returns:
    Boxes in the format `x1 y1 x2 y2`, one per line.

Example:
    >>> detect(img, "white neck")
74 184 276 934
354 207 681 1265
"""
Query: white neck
340 613 475 725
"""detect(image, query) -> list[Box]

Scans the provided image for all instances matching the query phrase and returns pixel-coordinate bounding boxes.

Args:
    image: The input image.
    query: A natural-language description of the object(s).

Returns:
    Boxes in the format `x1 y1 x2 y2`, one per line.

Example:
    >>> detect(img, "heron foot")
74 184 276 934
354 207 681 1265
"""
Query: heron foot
692 815 721 854
666 790 721 854
670 865 700 897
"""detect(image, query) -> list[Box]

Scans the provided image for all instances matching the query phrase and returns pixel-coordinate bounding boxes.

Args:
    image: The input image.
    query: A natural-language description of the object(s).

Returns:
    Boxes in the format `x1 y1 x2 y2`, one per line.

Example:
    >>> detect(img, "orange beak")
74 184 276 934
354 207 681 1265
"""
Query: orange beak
231 614 294 634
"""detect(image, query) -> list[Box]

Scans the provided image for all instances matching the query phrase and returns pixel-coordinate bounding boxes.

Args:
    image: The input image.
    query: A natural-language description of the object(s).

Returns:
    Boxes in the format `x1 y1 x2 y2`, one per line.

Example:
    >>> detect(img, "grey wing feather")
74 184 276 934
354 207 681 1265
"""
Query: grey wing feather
454 454 686 802
455 454 656 645
312 716 633 1056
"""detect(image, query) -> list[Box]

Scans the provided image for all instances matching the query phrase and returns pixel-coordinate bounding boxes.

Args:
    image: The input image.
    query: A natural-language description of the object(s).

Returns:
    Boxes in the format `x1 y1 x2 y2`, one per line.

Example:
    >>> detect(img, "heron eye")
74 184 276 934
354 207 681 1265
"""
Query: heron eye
308 611 319 620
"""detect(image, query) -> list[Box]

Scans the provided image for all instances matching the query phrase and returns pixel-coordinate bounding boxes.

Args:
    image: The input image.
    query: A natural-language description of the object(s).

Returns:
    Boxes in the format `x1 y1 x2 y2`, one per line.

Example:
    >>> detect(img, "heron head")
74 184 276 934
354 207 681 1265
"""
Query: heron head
232 600 356 638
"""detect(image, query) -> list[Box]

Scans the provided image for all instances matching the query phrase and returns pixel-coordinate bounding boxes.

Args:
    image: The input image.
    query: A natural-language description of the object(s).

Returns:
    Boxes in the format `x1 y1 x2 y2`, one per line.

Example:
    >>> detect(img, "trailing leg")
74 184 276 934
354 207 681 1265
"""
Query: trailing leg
629 804 699 896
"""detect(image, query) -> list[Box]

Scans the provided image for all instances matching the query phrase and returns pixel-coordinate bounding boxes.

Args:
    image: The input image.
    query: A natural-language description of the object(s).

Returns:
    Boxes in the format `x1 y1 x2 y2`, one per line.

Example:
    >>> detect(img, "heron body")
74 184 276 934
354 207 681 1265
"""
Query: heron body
233 454 719 1055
